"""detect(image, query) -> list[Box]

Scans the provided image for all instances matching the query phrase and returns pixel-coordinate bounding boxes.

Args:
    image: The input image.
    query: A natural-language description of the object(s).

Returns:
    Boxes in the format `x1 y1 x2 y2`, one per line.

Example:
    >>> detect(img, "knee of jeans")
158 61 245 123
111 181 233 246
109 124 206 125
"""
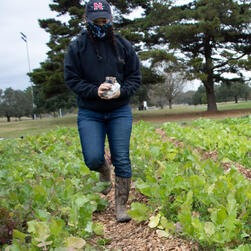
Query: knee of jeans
85 155 104 171
114 165 132 178
112 158 132 178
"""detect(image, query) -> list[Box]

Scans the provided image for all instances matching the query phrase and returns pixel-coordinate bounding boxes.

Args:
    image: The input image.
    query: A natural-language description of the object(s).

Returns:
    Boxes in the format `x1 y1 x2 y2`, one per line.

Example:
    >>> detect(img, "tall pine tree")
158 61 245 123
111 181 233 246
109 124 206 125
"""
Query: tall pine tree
123 0 251 111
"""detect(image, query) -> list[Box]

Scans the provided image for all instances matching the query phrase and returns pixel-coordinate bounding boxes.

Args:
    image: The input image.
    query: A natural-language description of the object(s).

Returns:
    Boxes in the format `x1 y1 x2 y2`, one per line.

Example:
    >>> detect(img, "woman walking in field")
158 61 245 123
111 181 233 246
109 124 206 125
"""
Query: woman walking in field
64 0 141 222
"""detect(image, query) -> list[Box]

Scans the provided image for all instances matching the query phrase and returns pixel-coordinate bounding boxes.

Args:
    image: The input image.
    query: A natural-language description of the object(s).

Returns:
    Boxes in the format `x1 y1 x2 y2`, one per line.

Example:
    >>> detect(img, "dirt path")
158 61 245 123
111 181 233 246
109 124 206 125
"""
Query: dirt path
134 108 251 123
90 169 196 251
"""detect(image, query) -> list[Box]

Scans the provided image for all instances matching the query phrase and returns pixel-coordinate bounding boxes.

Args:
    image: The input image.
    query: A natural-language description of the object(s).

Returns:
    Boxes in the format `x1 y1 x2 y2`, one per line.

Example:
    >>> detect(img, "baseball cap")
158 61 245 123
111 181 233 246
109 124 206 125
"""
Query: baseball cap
85 0 112 22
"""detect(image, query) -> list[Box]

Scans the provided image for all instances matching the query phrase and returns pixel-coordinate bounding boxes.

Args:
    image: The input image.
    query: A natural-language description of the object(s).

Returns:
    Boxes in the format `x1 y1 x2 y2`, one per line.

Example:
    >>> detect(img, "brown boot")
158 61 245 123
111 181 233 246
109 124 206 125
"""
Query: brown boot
115 176 131 223
97 160 112 195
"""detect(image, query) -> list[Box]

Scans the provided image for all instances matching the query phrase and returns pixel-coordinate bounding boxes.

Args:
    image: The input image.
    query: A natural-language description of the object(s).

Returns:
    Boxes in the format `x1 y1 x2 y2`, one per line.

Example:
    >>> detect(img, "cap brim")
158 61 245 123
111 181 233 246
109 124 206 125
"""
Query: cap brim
87 12 112 22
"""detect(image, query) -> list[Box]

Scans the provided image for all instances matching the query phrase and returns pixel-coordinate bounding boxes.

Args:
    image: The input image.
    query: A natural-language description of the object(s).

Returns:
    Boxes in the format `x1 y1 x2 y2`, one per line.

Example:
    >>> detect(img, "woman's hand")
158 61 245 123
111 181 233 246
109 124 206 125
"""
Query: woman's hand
102 88 120 100
98 82 121 100
98 83 112 98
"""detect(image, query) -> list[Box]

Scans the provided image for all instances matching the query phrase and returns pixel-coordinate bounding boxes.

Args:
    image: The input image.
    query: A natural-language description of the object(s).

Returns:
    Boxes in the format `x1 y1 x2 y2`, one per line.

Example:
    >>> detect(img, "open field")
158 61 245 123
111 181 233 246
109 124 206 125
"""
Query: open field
0 115 77 139
0 101 250 138
217 101 251 110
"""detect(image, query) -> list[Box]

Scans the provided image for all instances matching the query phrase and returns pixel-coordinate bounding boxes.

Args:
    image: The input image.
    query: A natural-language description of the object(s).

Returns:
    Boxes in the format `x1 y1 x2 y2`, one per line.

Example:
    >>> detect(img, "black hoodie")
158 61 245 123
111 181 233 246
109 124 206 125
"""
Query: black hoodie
64 31 141 112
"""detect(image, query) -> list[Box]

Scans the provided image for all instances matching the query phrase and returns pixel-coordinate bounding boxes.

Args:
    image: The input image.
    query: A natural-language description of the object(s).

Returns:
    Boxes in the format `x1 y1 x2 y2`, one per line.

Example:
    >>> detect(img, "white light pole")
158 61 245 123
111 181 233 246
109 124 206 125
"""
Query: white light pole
20 32 37 120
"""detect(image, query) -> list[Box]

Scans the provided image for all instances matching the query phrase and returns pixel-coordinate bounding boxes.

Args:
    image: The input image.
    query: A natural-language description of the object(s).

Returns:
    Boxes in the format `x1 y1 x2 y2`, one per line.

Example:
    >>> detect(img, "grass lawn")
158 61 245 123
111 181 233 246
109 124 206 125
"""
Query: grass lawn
0 115 77 139
0 101 250 139
133 100 251 118
217 101 251 110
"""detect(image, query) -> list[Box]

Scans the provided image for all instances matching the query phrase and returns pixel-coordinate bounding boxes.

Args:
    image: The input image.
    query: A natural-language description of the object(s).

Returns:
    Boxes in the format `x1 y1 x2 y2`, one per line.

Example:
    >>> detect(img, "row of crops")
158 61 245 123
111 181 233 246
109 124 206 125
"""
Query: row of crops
0 116 250 250
128 116 251 251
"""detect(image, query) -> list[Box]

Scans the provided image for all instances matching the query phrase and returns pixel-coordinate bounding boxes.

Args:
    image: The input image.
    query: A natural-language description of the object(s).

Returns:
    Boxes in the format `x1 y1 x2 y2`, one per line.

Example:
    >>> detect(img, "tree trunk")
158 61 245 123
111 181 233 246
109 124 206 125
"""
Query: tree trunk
7 116 11 122
203 36 217 112
234 96 238 103
168 99 172 109
205 83 217 112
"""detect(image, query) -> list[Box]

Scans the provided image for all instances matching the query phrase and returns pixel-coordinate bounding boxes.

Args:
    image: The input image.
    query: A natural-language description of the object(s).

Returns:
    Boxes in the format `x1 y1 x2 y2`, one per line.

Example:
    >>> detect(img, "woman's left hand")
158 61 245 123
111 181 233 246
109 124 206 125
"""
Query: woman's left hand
101 88 120 100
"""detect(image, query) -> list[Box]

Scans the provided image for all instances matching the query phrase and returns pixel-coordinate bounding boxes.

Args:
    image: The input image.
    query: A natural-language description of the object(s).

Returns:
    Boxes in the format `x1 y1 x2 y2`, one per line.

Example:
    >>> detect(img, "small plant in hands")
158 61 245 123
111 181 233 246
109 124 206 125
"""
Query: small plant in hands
101 76 120 98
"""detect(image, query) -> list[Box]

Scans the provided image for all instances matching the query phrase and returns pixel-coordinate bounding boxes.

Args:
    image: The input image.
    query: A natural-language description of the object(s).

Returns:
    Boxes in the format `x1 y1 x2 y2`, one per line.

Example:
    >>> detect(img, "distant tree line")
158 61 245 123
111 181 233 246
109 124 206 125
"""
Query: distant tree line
0 88 33 122
191 82 251 105
133 80 251 109
1 80 249 122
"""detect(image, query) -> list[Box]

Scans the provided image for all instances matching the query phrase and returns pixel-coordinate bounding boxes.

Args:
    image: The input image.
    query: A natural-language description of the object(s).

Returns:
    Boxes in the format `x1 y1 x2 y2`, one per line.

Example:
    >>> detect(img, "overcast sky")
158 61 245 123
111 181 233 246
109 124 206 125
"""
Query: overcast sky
0 0 201 92
0 0 56 91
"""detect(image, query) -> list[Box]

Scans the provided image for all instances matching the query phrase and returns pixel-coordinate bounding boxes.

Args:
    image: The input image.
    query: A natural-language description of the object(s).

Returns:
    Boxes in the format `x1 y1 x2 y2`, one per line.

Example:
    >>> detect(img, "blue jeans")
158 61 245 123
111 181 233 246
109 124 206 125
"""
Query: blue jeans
77 104 133 178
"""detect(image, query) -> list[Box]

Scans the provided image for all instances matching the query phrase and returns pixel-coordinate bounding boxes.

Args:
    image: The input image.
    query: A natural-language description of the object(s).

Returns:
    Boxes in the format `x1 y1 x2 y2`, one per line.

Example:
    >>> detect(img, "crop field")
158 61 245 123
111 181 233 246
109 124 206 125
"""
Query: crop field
0 116 251 250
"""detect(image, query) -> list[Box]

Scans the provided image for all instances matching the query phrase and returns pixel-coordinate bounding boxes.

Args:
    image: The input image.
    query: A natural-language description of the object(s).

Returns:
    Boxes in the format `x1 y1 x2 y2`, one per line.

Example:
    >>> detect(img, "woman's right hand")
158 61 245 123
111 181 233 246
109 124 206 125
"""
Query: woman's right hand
98 83 112 98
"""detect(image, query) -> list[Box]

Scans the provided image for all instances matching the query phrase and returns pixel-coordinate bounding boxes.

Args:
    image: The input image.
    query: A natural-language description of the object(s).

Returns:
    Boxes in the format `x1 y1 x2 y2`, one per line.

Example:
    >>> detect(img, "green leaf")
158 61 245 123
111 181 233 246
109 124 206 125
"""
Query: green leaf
27 221 50 242
33 185 47 202
136 180 153 197
84 221 93 233
166 153 177 161
127 202 151 223
66 237 86 249
35 209 51 221
150 146 160 158
204 222 215 237
74 195 89 208
227 192 237 217
49 217 65 237
12 230 26 241
148 214 161 228
211 208 228 225
221 158 231 163
156 229 170 238
160 216 176 233
54 248 68 251
97 238 112 246
79 165 91 176
228 244 251 251
4 244 22 251
191 217 204 238
68 207 78 227
92 222 104 236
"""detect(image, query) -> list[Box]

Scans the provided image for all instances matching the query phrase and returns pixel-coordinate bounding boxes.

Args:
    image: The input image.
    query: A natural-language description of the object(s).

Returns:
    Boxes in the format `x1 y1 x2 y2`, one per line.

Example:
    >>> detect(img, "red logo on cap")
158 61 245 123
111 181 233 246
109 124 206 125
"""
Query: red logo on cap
94 3 103 10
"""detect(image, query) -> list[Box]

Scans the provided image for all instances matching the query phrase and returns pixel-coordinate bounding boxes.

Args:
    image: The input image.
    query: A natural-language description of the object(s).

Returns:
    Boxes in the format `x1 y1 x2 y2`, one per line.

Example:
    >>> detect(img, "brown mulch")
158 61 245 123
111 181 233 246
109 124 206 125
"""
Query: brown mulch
155 128 251 181
89 169 197 251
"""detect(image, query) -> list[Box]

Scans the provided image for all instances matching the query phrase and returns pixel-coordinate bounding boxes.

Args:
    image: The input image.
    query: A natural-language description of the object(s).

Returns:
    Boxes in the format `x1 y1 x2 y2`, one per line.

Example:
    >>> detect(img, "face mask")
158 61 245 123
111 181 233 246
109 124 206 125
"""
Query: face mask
88 21 112 38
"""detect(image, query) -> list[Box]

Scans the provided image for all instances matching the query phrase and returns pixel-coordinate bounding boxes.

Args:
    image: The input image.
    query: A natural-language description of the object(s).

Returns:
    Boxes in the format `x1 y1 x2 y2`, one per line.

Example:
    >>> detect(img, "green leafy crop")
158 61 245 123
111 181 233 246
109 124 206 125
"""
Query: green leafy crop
0 128 108 250
129 119 251 250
